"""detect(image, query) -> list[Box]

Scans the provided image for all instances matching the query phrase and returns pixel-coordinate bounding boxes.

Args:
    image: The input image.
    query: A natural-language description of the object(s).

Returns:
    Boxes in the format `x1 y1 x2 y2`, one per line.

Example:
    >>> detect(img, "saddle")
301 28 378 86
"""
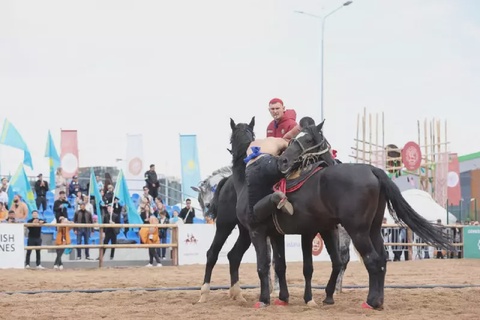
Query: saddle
273 161 327 194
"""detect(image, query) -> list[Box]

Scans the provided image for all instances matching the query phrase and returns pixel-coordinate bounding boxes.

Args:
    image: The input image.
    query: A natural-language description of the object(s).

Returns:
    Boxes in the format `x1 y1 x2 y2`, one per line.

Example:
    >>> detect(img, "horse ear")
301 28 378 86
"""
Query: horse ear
249 116 255 129
317 119 325 131
191 186 200 192
230 118 236 130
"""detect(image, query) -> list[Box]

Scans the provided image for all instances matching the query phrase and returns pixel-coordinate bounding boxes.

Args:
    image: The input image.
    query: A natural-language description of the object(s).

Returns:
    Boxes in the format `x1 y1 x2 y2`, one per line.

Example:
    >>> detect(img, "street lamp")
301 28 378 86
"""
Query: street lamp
295 0 353 122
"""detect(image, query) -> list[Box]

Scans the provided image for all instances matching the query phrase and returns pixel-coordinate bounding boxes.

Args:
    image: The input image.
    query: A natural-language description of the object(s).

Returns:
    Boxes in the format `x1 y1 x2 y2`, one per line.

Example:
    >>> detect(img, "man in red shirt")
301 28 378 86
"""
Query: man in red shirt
266 98 298 138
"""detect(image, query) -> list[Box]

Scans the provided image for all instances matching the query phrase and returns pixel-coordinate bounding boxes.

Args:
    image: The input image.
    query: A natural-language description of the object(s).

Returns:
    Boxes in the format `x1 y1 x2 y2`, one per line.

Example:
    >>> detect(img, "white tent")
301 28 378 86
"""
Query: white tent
384 189 457 224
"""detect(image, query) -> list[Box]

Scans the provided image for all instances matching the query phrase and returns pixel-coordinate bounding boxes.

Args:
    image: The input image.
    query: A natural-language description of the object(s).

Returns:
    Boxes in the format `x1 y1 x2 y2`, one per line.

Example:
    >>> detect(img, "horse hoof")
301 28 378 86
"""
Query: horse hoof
274 299 288 306
361 302 374 309
306 300 318 307
254 302 268 309
322 298 335 305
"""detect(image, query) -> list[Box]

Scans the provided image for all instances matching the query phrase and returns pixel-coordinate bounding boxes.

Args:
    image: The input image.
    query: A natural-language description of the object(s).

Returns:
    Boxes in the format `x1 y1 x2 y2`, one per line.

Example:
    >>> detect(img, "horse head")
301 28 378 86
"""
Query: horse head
278 119 336 174
229 117 255 165
191 166 232 216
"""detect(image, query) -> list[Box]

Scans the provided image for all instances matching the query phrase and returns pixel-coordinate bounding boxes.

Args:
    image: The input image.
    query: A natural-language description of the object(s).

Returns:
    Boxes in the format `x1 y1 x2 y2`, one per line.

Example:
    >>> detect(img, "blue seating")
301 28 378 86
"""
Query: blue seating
193 217 205 224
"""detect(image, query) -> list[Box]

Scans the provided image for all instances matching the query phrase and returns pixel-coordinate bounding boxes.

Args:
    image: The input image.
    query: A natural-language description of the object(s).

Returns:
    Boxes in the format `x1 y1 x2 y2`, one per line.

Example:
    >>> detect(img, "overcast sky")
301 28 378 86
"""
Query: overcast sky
1 0 479 181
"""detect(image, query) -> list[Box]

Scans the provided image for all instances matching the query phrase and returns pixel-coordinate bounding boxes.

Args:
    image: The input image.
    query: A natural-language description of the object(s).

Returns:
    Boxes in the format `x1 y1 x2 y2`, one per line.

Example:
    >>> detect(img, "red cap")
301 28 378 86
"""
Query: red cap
269 98 284 106
332 149 338 159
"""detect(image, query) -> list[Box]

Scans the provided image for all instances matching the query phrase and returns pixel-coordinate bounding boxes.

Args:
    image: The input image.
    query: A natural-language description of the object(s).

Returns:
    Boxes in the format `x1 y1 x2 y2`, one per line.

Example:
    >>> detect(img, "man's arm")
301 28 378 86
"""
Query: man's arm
283 125 301 141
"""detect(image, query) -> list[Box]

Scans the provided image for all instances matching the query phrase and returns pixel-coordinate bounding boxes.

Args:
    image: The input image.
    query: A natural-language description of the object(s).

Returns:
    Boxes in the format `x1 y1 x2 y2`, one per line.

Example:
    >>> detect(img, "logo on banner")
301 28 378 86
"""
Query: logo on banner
447 171 459 188
61 153 78 174
128 157 143 176
312 233 324 256
401 141 422 171
185 233 198 245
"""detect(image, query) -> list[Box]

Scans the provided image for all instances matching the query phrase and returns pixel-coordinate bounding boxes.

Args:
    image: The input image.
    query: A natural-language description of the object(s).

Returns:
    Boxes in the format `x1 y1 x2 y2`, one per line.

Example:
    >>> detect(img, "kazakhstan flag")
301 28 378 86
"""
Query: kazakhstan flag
89 168 103 223
8 164 38 220
179 134 201 200
0 119 33 170
113 170 143 225
45 130 60 191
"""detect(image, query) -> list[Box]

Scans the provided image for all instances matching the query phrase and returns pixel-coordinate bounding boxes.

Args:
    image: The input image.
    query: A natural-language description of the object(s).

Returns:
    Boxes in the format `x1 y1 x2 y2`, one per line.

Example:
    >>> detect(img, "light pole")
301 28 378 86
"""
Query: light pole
295 0 353 122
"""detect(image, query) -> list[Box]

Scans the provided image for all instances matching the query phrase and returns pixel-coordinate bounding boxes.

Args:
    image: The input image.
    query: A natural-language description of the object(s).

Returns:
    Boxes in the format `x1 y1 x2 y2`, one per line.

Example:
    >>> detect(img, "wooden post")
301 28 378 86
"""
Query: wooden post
172 225 179 266
98 226 104 268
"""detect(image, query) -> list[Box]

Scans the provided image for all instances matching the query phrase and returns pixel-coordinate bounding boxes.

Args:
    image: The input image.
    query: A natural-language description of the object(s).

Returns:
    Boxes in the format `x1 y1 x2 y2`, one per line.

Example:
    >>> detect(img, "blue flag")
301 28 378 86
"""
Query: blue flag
179 134 201 200
0 119 33 170
8 164 38 220
114 170 143 224
44 130 60 191
89 168 103 223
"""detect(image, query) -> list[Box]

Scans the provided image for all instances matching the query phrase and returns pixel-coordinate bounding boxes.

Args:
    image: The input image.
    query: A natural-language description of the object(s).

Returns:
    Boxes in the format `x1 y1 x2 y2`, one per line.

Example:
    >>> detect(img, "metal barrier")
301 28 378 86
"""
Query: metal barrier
22 223 179 267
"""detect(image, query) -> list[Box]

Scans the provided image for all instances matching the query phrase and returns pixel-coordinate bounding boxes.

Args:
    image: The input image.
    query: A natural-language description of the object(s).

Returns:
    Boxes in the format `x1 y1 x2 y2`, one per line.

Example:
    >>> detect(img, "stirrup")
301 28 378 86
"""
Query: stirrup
277 197 294 215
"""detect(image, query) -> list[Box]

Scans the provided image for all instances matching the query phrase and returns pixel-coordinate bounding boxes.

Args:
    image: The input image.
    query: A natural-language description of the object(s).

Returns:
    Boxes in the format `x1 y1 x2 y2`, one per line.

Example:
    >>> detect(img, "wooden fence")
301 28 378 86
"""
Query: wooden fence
22 223 179 267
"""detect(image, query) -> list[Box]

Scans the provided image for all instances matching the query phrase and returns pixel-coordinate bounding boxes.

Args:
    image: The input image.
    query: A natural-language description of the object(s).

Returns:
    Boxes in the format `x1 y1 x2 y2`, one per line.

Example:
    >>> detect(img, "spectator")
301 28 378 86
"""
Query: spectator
138 186 154 223
158 211 169 259
34 173 49 212
139 216 162 267
144 164 159 199
55 167 67 200
12 194 28 221
170 210 183 224
101 205 120 260
68 175 81 197
54 216 72 270
0 202 7 222
6 210 16 223
1 177 9 193
25 210 45 269
104 184 114 206
179 199 195 224
0 188 8 210
53 191 71 222
73 202 93 260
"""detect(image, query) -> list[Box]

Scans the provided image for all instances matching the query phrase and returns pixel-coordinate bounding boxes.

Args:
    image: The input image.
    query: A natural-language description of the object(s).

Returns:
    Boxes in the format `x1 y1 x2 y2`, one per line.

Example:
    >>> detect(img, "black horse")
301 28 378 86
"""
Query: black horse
274 121 454 309
228 117 349 308
192 166 281 303
193 162 355 303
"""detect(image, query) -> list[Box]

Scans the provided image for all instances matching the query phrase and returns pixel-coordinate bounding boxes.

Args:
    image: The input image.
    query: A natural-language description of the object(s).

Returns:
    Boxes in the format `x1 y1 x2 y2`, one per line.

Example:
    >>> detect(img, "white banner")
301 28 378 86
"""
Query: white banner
125 134 145 191
0 223 25 269
177 224 359 266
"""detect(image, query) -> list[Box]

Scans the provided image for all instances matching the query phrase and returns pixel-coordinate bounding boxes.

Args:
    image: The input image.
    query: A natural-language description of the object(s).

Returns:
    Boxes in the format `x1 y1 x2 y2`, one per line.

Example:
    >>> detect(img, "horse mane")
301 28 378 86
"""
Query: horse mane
230 124 255 167
209 166 232 179
208 176 230 220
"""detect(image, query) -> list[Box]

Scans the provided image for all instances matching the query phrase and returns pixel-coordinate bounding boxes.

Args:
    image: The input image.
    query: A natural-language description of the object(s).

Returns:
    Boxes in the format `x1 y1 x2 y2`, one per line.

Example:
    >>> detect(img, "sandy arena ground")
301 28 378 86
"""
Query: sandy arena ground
1 259 479 320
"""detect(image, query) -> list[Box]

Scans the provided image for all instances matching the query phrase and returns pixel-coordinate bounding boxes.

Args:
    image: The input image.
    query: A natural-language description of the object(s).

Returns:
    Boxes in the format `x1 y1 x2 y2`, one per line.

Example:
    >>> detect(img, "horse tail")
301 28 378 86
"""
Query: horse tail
209 176 229 220
370 166 453 250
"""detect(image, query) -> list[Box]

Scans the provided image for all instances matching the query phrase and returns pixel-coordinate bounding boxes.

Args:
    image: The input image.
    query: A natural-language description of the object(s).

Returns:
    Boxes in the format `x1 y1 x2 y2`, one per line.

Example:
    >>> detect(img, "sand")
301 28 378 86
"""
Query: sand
1 259 479 320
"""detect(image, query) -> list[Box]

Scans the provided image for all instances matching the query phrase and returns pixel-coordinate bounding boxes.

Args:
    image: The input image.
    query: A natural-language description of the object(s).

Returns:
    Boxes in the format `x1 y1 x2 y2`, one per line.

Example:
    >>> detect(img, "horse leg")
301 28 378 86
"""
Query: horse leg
250 227 272 308
347 230 384 310
369 230 387 309
320 228 342 305
227 224 252 302
269 234 289 305
335 225 351 294
301 233 317 307
198 221 236 303
265 237 278 295
367 200 388 309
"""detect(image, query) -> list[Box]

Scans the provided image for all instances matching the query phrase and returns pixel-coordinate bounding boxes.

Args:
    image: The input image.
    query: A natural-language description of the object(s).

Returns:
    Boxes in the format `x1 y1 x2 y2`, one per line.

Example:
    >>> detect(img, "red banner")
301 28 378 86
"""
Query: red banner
60 130 79 179
447 153 461 206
